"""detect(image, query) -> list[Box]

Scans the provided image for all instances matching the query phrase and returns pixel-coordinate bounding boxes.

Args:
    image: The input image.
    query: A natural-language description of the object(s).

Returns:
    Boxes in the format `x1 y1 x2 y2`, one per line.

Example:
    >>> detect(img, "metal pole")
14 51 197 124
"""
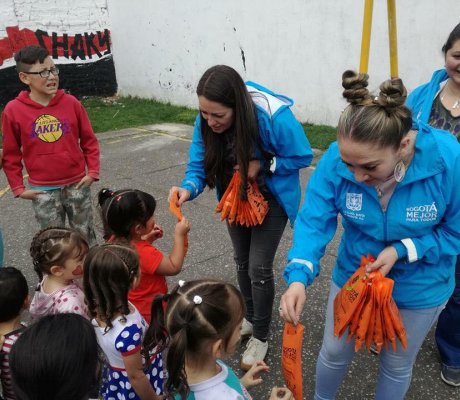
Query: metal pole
359 0 374 74
387 0 398 78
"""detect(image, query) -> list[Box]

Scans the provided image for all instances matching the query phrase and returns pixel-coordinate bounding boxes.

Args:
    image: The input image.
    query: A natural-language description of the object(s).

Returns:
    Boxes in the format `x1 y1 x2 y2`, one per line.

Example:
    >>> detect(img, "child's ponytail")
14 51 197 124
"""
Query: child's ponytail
97 188 156 240
158 279 246 400
142 292 171 363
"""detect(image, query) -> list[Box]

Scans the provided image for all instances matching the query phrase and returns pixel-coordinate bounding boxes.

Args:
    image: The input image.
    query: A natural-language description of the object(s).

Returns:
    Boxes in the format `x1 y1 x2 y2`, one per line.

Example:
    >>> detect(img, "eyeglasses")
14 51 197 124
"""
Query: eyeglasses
23 67 60 78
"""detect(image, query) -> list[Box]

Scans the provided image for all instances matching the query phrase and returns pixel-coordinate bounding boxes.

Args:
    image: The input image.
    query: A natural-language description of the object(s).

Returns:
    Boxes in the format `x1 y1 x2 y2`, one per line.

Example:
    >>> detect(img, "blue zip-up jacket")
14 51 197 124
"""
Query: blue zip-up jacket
407 69 449 125
180 81 313 225
284 124 460 309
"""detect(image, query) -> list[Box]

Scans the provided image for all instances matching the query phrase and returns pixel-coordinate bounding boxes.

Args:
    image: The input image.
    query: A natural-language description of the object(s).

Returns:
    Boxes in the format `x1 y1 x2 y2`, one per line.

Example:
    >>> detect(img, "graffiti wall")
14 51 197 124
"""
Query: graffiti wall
0 0 117 106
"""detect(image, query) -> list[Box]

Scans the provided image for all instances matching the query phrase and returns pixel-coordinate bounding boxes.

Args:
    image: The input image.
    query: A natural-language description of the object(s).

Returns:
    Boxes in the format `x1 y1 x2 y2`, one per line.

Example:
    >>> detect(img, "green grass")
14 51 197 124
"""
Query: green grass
304 123 337 150
81 96 198 133
1 96 337 150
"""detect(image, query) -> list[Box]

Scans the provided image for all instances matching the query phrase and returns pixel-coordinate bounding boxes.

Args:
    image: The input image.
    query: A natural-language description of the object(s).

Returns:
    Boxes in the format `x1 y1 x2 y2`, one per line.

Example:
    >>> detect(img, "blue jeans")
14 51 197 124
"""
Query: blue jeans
435 255 460 368
226 192 287 340
315 283 445 400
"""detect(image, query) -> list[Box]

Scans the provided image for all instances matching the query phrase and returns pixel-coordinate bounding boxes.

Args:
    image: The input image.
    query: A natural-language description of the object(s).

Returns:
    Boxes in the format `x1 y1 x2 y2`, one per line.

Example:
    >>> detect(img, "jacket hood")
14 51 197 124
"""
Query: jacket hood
29 286 58 317
16 89 65 108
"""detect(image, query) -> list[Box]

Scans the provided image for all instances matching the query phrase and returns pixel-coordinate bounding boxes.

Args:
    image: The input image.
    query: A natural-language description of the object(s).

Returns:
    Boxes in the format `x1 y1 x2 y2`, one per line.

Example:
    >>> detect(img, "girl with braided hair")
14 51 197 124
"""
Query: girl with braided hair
146 279 292 400
83 243 163 400
29 226 89 319
280 71 460 399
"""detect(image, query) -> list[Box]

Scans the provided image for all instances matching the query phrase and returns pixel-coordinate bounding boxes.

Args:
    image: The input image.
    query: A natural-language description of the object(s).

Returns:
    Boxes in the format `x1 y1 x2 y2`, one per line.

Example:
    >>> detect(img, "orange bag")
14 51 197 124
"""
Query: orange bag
282 322 304 400
334 255 407 353
333 256 373 337
215 171 269 226
169 191 188 256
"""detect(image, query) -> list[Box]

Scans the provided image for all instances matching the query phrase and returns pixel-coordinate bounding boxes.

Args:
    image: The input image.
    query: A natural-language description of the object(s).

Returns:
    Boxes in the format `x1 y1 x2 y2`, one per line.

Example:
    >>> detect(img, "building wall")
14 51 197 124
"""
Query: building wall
0 0 117 105
107 0 460 126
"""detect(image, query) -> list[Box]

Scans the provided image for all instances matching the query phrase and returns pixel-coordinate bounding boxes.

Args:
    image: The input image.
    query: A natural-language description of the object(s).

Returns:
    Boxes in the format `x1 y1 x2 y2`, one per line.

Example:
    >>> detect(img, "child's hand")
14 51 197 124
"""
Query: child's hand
19 189 46 200
240 360 269 388
269 387 293 400
76 175 95 189
141 224 164 243
175 217 190 236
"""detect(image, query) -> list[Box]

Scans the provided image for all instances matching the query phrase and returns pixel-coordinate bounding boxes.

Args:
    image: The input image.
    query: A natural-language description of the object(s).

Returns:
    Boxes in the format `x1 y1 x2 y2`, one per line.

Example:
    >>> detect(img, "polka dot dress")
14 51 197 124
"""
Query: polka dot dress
94 306 164 400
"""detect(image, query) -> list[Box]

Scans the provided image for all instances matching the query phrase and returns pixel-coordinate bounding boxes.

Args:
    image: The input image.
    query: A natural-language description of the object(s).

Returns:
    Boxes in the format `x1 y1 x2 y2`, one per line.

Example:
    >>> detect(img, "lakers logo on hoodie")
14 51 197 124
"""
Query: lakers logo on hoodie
31 114 69 142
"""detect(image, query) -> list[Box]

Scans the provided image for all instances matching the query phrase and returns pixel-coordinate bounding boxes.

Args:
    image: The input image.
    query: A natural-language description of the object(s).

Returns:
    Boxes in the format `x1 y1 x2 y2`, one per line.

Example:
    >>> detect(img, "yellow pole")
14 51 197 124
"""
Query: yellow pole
359 0 374 74
387 0 398 78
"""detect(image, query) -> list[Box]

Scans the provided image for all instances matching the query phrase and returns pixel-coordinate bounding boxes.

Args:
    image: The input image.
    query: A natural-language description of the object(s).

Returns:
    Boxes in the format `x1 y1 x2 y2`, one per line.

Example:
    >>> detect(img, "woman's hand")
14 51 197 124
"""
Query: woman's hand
247 160 261 181
168 186 190 206
240 360 269 388
279 282 306 326
366 246 398 277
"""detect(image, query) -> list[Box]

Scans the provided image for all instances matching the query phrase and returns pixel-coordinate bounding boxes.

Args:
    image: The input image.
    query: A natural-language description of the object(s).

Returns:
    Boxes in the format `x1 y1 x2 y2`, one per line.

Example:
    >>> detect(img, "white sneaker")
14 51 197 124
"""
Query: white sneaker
240 336 268 371
240 318 253 340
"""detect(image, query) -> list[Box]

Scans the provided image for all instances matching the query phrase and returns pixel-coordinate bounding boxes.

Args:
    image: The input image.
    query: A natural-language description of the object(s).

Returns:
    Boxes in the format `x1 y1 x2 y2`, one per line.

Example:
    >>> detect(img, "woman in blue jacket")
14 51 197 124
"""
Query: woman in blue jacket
407 23 460 387
280 70 460 399
169 65 312 369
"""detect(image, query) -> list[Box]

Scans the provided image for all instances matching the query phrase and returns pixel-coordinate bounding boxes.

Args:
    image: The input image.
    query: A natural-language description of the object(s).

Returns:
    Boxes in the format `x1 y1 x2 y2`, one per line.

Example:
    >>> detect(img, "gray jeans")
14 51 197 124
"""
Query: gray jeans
226 192 287 340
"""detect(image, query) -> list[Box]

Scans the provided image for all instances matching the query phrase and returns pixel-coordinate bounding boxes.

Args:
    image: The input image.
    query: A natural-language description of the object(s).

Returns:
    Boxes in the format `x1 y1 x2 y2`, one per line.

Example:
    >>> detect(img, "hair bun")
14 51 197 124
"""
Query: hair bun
342 70 370 105
374 78 407 110
98 188 115 207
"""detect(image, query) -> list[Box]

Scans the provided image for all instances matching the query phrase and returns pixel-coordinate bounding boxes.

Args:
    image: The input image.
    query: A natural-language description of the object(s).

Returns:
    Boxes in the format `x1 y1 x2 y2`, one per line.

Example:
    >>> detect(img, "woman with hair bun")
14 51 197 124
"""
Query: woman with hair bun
280 70 460 399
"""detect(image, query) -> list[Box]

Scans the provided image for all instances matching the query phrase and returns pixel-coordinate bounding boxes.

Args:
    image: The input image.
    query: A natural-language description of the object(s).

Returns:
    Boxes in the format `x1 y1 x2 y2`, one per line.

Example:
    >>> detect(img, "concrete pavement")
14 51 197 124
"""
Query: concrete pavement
0 123 456 399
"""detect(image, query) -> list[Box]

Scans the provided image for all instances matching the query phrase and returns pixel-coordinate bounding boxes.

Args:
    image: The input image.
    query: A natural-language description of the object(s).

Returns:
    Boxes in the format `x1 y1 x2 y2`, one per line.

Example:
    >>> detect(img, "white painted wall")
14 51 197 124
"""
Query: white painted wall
107 0 459 126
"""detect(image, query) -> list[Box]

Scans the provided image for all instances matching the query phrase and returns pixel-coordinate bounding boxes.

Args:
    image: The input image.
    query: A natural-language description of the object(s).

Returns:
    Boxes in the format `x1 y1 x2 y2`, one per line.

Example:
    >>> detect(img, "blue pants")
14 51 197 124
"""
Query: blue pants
315 283 445 400
226 192 287 340
435 255 460 368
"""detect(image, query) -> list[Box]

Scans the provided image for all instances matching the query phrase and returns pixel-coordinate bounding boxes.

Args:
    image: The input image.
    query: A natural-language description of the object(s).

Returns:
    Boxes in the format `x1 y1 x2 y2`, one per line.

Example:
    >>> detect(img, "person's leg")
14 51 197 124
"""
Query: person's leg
247 195 287 340
314 283 356 400
435 256 460 371
0 228 4 267
62 184 97 246
226 222 253 323
375 304 445 399
31 190 65 229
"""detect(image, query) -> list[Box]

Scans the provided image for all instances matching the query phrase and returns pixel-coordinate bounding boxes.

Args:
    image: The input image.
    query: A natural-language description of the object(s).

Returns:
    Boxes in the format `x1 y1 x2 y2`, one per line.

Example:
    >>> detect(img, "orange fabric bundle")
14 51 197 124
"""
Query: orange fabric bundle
333 255 407 353
215 171 269 226
282 322 304 400
169 191 188 257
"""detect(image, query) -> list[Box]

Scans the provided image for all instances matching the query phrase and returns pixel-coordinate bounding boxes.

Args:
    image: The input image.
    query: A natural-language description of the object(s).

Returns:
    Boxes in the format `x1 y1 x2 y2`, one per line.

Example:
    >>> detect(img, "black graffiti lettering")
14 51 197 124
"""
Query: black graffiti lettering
84 33 102 59
35 30 49 49
70 34 85 60
97 29 111 55
52 32 69 59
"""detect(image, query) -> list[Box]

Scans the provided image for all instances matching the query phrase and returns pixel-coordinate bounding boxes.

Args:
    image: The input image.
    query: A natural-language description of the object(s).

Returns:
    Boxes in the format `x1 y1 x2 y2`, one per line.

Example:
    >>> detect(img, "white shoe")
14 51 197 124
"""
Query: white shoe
240 318 253 340
240 336 268 371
